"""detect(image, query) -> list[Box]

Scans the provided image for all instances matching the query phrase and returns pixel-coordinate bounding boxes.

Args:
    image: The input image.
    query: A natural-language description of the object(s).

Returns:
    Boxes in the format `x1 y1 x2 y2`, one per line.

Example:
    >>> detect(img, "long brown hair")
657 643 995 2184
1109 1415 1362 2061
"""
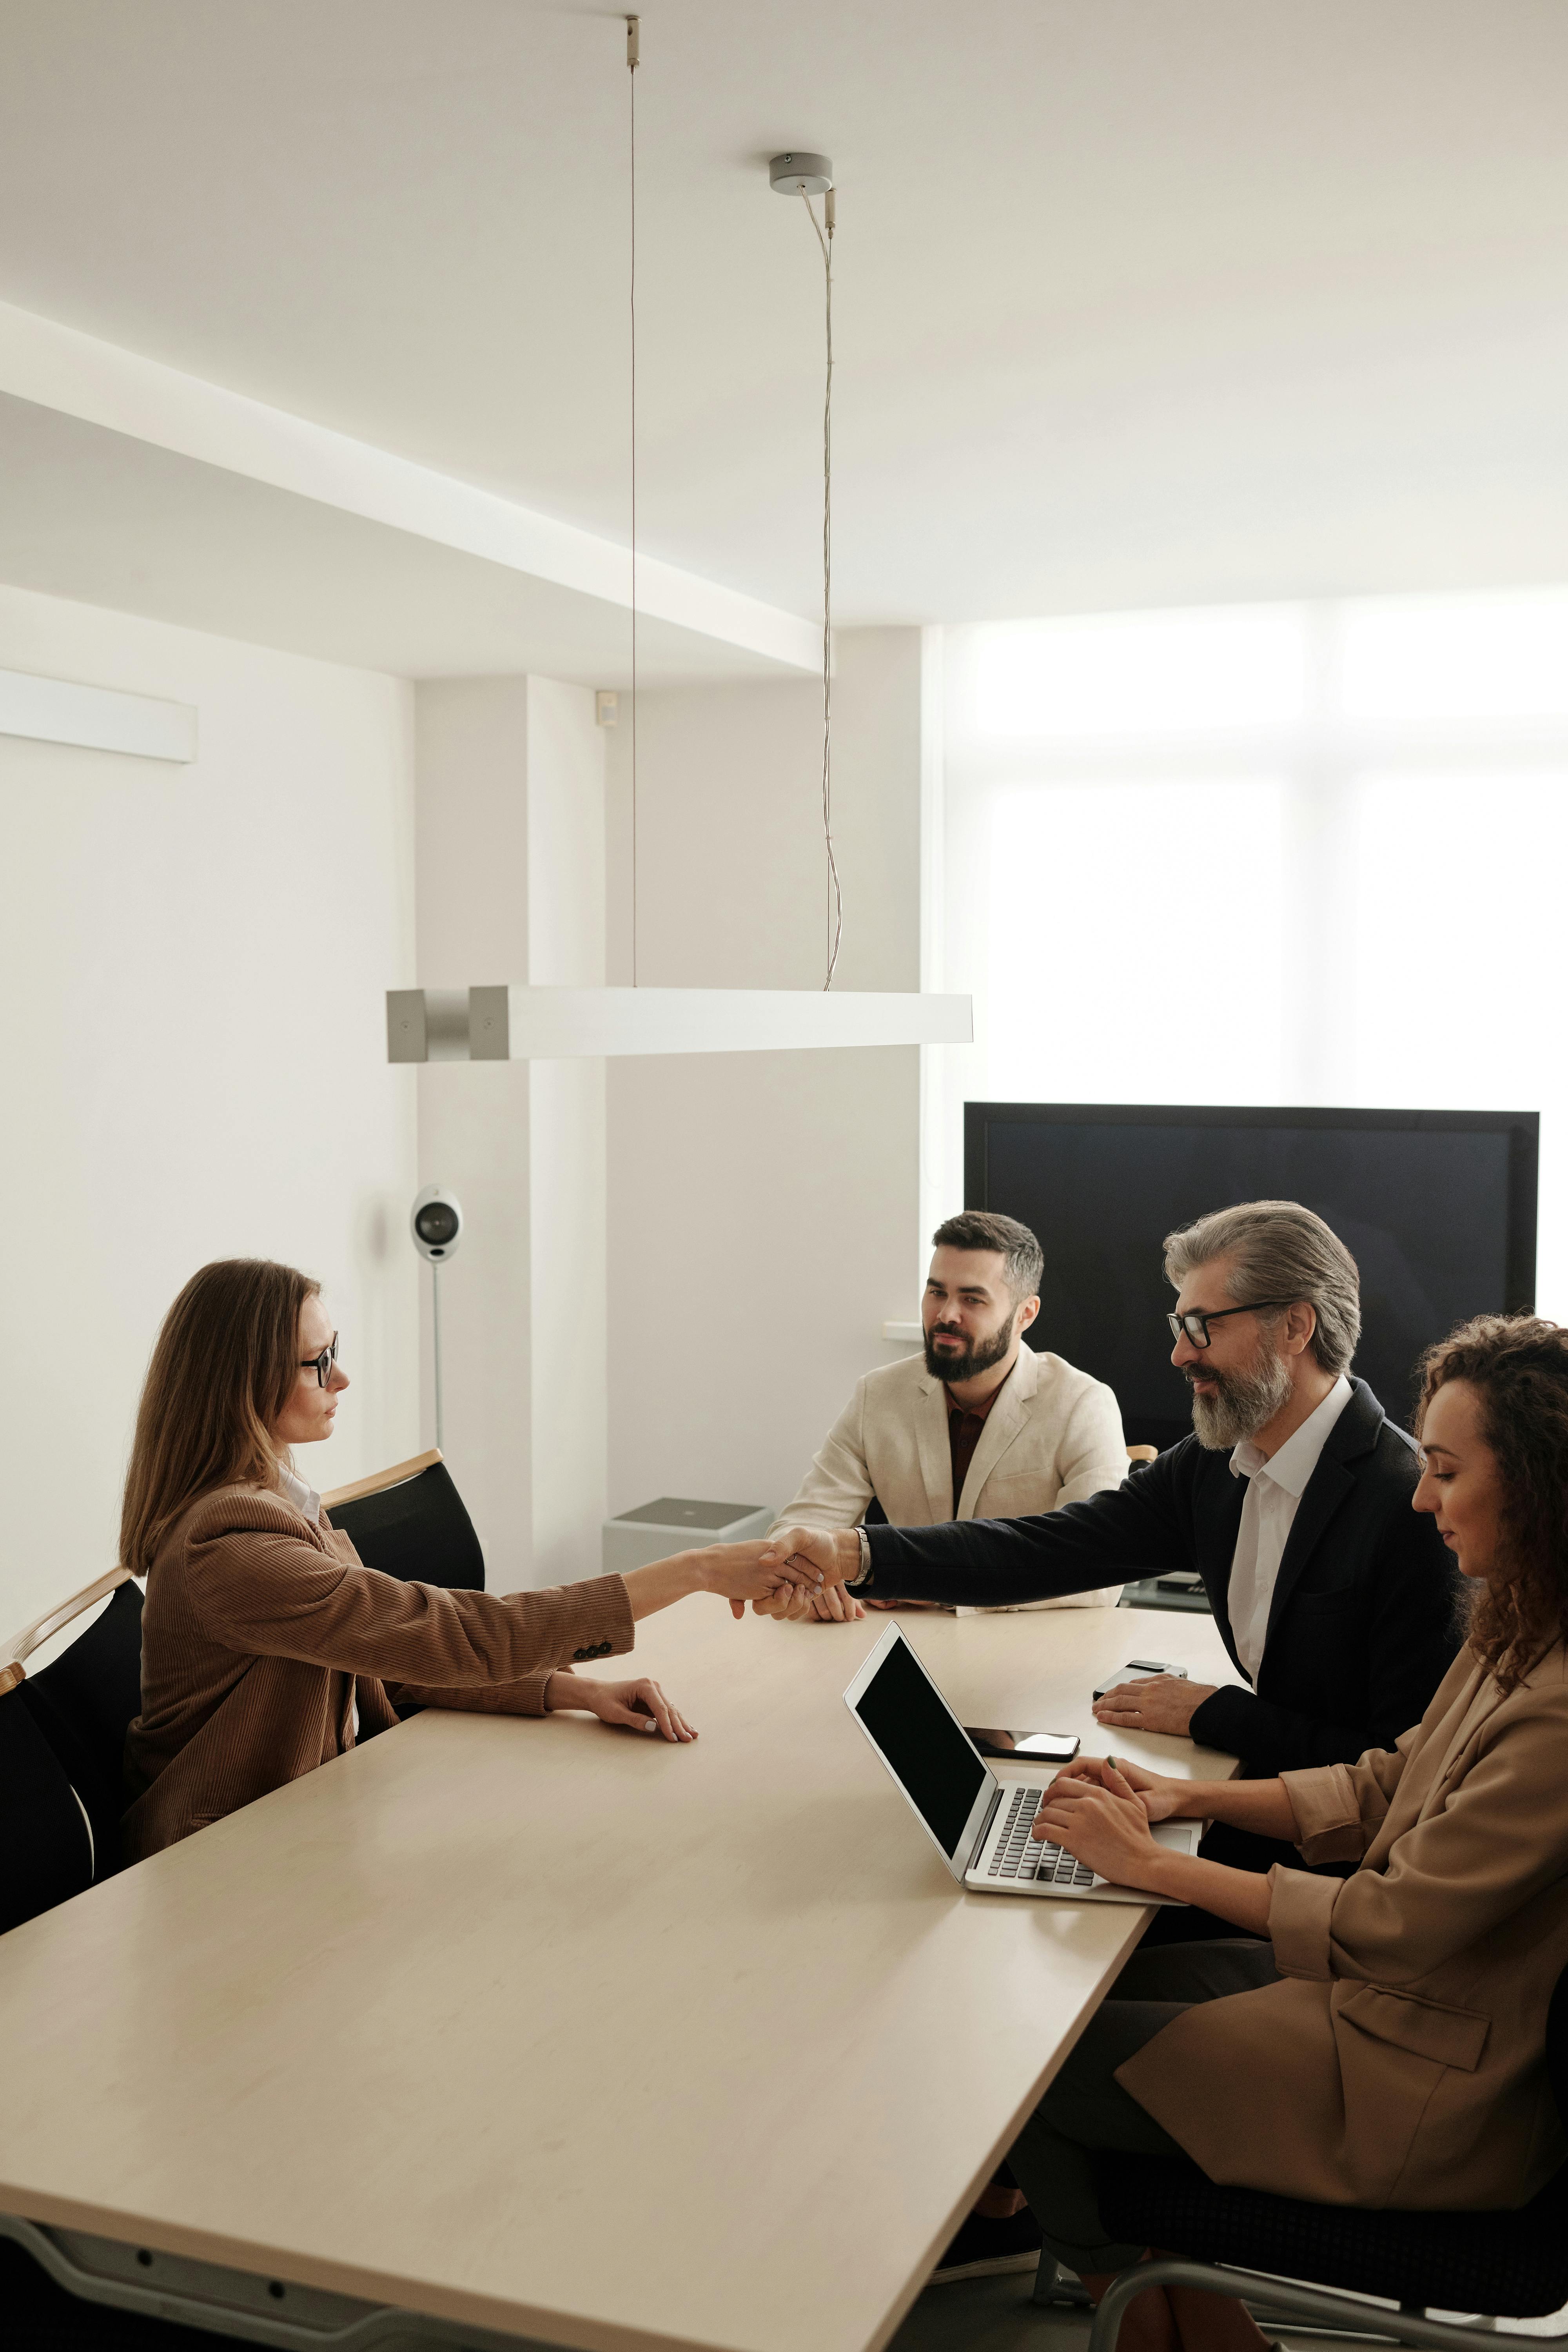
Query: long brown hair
120 1259 319 1573
1417 1313 1568 1693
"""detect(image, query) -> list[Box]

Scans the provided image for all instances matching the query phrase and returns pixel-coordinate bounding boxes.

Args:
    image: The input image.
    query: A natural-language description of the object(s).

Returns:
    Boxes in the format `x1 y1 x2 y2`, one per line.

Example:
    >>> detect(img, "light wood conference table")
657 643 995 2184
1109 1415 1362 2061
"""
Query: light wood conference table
0 1599 1238 2352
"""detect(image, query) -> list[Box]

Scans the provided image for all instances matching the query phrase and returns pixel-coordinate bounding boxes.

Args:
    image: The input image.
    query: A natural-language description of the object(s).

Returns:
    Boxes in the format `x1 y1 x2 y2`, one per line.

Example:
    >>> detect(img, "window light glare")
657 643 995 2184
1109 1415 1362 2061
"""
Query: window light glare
975 607 1308 741
1339 592 1568 725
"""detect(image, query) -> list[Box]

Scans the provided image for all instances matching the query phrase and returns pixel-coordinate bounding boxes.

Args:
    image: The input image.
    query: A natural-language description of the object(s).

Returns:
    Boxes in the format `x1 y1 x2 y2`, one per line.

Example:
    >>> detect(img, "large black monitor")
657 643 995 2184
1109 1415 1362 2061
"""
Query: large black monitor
966 1103 1539 1451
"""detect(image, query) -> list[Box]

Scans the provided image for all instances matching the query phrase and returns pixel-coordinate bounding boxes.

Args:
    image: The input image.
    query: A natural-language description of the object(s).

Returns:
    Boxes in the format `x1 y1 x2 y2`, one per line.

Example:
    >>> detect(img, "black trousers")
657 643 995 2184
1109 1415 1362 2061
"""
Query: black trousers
1006 1939 1279 2273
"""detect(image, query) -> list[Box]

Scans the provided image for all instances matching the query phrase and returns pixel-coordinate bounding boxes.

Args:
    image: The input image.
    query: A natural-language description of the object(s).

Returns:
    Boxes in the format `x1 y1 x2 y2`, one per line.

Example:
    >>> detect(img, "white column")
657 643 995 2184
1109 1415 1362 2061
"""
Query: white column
414 677 608 1590
525 679 608 1585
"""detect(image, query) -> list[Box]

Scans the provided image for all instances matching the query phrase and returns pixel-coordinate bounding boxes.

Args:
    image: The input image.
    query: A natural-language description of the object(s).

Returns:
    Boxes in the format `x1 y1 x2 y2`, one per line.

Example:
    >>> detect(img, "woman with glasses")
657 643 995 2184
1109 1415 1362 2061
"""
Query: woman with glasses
996 1312 1568 2352
122 1259 807 1860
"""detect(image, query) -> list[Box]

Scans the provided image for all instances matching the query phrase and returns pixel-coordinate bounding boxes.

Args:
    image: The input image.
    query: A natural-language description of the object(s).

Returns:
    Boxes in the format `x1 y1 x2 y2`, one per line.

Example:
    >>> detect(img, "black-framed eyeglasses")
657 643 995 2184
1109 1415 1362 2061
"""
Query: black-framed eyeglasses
1166 1300 1297 1350
300 1332 339 1387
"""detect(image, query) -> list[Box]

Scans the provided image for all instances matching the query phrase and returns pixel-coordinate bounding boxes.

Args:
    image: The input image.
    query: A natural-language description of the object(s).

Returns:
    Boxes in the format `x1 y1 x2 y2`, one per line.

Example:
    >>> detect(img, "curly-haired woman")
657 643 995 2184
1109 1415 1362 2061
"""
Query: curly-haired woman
1003 1314 1568 2352
122 1261 810 1860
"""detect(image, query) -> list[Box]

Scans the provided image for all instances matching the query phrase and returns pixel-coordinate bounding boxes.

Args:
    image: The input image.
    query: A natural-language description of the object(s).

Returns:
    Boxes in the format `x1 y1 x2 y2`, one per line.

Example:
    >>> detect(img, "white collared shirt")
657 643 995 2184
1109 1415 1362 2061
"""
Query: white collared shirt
1226 1376 1354 1682
276 1461 323 1526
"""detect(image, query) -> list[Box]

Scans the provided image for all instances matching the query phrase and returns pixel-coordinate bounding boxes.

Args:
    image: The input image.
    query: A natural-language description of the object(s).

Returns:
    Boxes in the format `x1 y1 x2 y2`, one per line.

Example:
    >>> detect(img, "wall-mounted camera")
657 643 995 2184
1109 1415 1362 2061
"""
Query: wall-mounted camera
410 1185 463 1264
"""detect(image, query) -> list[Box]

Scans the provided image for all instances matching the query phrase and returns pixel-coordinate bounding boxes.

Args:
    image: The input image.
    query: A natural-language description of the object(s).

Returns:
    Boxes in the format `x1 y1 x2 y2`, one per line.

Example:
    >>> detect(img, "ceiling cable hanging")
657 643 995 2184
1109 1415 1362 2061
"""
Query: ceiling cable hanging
625 15 641 985
771 151 840 989
802 181 840 990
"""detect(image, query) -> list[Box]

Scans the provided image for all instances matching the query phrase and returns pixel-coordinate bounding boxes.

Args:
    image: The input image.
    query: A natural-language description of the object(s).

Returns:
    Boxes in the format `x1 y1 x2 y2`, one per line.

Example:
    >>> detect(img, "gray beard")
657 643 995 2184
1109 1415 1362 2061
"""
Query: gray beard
1187 1343 1294 1449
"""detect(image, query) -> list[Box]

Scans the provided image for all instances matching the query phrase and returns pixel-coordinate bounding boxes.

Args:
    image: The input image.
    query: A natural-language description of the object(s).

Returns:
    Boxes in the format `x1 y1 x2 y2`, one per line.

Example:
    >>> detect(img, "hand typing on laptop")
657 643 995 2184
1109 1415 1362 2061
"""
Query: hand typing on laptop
1030 1757 1174 1890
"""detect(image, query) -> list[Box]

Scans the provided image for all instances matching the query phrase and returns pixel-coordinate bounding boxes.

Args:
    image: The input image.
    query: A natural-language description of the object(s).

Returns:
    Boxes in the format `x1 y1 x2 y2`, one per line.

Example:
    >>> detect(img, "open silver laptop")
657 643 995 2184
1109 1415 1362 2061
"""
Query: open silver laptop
843 1624 1199 1905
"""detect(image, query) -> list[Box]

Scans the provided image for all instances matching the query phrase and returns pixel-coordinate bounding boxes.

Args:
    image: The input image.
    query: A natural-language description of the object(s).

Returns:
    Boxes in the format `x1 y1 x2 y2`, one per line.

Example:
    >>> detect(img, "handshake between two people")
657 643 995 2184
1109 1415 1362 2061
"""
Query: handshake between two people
755 1526 868 1621
643 1527 860 1620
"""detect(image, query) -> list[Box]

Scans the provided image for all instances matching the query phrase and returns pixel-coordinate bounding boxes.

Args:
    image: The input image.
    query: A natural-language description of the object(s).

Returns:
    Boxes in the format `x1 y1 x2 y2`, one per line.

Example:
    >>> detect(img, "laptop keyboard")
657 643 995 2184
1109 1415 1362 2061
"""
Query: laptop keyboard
986 1785 1097 1888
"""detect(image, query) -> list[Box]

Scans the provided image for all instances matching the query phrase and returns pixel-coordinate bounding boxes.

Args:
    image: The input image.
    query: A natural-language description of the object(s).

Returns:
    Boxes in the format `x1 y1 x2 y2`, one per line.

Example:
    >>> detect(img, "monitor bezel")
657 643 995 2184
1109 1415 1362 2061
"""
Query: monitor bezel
966 1100 1538 1318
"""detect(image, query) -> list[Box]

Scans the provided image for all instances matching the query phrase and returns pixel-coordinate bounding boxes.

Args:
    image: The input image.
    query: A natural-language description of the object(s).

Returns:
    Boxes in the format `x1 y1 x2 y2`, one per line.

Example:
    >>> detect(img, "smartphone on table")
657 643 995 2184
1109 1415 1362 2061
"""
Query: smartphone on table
1091 1658 1188 1702
962 1726 1081 1763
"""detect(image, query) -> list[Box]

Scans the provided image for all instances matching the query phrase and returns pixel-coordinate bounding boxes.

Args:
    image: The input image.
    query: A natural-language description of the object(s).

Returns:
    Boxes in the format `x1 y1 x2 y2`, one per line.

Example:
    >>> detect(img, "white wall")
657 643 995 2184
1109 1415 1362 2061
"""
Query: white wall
0 583 420 1635
604 628 927 1521
414 675 607 1590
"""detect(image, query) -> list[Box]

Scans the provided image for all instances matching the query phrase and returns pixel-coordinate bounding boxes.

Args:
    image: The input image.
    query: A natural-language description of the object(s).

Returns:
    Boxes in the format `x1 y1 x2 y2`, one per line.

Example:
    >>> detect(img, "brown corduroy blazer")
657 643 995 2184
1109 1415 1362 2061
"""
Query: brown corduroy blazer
1119 1639 1568 2210
123 1485 634 1861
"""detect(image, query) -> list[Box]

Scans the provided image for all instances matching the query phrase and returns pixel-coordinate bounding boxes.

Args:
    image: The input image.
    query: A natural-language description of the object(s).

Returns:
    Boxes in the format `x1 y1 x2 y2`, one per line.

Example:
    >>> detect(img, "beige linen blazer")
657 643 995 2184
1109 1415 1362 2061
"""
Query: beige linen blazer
1120 1639 1568 2210
771 1345 1127 1609
123 1485 634 1861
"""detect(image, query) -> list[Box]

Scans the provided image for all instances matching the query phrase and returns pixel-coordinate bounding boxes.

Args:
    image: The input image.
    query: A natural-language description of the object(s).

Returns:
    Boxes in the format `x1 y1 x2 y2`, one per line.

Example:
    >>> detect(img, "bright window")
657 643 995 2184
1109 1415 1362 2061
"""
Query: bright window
936 589 1568 1319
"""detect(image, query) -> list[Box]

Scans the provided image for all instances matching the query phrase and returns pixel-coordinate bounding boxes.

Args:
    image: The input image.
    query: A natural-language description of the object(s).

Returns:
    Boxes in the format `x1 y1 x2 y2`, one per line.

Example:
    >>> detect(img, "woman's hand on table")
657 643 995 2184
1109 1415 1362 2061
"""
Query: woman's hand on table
545 1672 696 1742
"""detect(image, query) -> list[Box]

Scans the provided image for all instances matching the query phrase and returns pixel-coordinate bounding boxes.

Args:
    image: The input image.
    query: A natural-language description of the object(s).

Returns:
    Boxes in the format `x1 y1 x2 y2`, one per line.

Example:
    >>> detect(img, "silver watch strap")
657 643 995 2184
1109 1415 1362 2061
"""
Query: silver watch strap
848 1525 873 1588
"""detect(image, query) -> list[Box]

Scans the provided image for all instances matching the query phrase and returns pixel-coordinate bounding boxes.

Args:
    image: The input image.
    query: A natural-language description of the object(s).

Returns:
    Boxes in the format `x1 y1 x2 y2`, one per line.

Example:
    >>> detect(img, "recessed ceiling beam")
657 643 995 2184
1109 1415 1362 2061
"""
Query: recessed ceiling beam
0 300 818 675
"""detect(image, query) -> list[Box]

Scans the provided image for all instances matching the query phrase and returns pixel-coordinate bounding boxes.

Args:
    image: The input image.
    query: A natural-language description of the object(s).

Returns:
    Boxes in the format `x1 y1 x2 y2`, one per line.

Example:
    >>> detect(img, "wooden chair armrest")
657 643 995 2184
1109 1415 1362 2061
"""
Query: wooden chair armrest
321 1448 445 1512
0 1565 134 1694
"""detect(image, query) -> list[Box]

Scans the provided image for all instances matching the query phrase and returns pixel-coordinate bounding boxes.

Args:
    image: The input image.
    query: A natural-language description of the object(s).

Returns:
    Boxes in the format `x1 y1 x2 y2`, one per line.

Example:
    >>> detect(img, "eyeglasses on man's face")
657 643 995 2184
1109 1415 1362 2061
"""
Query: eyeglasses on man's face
299 1332 340 1387
1166 1299 1298 1350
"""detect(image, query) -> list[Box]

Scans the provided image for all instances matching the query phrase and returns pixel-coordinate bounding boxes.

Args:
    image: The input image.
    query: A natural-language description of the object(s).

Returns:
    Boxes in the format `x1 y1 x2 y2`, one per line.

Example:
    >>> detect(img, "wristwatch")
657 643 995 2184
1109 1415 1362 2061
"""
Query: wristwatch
846 1526 873 1590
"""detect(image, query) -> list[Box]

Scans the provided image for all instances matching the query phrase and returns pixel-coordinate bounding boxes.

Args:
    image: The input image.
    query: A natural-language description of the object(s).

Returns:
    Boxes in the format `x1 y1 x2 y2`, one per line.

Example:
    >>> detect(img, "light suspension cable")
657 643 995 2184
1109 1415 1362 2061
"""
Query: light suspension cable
799 183 841 989
626 13 640 985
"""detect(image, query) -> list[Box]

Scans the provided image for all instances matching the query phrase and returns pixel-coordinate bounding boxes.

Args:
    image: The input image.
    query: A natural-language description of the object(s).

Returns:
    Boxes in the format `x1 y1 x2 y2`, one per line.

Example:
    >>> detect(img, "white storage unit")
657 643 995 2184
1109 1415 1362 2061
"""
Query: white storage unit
603 1497 773 1575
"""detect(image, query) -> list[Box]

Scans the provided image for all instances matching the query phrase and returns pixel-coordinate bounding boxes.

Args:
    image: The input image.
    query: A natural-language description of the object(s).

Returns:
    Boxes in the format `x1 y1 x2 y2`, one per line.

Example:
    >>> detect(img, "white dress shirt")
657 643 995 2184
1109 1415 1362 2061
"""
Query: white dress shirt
277 1461 323 1525
1227 1376 1354 1682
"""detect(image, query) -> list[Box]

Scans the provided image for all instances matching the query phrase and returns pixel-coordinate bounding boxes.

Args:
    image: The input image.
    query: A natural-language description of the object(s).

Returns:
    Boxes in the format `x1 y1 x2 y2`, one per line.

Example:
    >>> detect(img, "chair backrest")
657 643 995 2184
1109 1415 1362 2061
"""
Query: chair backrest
322 1449 486 1592
0 1564 133 1698
0 1690 95 1936
1546 1956 1568 2130
15 1580 145 1879
1127 1445 1159 1467
2 1568 144 1888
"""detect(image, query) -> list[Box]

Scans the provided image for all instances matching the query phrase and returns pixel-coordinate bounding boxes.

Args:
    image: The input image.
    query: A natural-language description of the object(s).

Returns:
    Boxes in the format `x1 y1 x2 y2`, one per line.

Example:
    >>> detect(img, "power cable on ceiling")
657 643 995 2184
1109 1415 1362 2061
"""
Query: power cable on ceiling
799 183 842 989
626 13 640 986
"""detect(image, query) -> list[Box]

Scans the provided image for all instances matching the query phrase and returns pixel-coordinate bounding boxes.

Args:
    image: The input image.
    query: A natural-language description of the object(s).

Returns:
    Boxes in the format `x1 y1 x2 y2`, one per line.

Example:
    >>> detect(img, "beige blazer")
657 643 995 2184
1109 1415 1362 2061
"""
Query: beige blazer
772 1345 1127 1609
123 1486 634 1861
1121 1639 1568 2210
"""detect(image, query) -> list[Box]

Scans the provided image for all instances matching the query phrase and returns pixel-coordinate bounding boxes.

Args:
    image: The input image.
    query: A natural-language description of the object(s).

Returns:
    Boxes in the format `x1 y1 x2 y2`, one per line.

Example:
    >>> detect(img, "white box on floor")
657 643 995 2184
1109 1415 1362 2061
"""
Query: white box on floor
603 1497 773 1575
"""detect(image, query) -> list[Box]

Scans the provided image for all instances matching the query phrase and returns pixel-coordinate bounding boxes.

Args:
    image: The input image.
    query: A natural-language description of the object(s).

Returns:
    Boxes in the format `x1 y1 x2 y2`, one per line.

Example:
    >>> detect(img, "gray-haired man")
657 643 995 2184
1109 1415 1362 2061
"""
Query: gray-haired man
768 1200 1459 1882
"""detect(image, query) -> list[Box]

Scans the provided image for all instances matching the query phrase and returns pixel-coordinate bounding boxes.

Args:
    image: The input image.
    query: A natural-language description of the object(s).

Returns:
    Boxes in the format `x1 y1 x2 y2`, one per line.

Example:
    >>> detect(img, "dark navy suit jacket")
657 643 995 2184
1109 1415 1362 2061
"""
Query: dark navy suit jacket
864 1376 1461 1806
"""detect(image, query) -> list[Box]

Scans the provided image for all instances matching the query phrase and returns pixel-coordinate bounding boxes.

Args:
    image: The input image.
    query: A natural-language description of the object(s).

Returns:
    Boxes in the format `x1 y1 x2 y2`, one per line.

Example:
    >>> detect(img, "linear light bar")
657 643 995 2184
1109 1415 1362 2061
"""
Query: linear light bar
0 668 196 762
387 986 972 1062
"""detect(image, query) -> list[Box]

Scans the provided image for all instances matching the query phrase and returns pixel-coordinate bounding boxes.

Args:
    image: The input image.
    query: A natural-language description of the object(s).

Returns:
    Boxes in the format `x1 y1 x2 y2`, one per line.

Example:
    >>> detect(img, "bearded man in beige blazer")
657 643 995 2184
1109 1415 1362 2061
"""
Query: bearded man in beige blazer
773 1210 1127 1616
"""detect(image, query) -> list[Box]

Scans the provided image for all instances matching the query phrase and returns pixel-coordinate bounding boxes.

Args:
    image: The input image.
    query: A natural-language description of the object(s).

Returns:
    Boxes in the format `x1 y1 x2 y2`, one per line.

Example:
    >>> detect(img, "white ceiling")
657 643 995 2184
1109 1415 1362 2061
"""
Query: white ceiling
5 0 1568 633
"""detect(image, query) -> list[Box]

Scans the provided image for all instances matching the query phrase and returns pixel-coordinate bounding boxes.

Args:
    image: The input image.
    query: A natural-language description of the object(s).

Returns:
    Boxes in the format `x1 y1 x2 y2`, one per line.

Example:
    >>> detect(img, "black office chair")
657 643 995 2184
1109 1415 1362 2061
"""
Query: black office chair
1083 1961 1568 2352
16 1578 144 1880
0 1566 142 1929
321 1448 485 1592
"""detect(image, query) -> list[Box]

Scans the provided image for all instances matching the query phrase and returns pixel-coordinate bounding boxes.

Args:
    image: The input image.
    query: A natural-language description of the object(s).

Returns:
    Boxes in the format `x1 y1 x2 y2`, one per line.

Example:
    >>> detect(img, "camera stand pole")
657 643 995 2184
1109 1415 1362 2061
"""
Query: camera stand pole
432 1260 445 1454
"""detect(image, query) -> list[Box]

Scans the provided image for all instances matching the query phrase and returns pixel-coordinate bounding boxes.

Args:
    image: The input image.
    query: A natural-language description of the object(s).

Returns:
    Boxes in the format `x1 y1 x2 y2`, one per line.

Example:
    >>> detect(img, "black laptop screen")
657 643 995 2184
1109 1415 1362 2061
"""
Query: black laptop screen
851 1636 989 1860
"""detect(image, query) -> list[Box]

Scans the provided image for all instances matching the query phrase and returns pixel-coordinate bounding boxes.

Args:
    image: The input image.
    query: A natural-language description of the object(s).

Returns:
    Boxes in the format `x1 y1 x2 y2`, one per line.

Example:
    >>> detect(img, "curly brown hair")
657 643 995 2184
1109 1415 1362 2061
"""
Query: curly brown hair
1417 1314 1568 1692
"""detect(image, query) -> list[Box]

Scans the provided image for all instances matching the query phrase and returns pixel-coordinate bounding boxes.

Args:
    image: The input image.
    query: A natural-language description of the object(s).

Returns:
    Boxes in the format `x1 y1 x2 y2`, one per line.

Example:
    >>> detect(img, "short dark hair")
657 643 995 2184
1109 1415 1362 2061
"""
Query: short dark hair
931 1212 1044 1303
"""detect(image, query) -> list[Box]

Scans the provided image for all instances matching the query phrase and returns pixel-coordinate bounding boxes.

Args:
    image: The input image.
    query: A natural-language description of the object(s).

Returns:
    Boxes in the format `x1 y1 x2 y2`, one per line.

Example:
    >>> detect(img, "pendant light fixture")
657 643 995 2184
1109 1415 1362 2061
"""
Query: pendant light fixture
387 23 969 1066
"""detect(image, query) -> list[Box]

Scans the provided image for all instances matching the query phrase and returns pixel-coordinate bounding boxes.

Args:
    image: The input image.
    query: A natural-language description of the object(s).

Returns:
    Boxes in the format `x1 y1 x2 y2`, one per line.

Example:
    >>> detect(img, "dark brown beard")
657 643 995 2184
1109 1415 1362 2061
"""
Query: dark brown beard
924 1316 1015 1386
